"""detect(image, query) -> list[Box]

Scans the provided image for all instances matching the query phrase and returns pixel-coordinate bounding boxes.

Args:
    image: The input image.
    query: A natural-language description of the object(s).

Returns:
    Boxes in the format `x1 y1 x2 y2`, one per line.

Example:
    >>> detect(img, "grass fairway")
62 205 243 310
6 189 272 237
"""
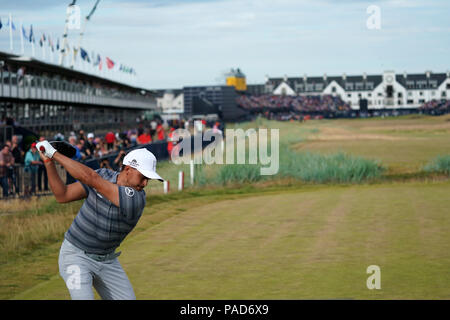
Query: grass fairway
12 180 450 300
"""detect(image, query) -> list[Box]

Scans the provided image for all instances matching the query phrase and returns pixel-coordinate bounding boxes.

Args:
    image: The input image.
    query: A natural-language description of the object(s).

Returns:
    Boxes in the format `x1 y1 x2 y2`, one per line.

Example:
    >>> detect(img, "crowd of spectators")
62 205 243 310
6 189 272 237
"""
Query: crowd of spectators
0 117 225 199
236 94 351 113
418 99 450 114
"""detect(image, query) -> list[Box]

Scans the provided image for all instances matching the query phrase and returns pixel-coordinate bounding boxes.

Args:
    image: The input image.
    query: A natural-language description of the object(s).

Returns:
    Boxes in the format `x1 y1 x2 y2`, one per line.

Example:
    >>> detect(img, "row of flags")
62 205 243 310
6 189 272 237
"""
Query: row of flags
0 15 137 76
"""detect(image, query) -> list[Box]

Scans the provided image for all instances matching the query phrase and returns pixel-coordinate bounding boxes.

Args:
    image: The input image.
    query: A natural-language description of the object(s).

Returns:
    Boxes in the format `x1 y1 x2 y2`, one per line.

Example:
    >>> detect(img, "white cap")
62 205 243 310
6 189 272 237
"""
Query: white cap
87 133 94 139
123 148 164 182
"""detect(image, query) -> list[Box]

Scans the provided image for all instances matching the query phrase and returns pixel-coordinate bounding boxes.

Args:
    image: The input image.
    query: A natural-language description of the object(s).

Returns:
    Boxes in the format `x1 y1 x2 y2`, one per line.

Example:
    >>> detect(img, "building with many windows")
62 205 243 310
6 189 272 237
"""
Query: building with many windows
247 70 450 110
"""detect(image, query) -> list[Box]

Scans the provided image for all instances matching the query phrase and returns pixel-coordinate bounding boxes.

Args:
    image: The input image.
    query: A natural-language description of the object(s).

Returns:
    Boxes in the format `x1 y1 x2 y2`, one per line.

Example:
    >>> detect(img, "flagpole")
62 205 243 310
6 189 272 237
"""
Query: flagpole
9 13 13 53
20 20 24 55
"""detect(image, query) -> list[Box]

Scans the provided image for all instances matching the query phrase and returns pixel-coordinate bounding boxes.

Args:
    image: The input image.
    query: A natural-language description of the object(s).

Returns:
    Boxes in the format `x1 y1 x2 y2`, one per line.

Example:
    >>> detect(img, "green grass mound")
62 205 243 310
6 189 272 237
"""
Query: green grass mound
424 155 450 175
279 150 385 183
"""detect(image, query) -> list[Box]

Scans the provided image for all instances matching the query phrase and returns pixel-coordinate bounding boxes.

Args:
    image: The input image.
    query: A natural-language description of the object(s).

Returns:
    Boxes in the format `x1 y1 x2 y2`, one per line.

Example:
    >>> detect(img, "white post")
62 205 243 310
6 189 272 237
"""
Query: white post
31 36 35 57
20 20 24 55
163 180 170 194
190 159 194 185
9 13 13 53
178 171 184 191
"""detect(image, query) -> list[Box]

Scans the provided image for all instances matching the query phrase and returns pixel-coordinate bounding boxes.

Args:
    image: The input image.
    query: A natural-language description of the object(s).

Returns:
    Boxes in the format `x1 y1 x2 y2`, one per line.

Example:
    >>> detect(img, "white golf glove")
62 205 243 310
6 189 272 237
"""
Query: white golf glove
36 140 57 159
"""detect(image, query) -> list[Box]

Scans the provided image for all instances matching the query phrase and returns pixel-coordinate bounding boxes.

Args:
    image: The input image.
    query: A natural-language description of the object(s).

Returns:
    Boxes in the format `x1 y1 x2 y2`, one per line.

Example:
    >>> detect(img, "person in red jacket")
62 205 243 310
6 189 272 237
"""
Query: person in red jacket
156 122 165 141
138 128 152 145
105 131 116 151
167 127 175 160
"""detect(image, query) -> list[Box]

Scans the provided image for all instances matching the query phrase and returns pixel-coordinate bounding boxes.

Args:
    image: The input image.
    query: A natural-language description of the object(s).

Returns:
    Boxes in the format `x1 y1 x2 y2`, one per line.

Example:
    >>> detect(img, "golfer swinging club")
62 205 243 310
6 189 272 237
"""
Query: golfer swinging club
36 140 163 300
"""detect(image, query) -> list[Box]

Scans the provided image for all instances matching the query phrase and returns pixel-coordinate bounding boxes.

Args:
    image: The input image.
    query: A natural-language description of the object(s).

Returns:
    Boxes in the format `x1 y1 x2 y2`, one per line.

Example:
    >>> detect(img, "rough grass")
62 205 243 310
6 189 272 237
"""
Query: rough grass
424 155 450 175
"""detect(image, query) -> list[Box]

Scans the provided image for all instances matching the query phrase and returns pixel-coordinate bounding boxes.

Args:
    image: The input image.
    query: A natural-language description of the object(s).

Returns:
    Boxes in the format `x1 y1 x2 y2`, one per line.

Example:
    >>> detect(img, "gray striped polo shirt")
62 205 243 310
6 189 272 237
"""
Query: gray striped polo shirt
65 168 146 254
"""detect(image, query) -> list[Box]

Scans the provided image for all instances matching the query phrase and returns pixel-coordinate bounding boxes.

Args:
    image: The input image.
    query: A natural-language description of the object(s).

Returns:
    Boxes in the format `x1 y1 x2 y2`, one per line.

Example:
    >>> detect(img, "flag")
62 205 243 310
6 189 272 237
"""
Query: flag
80 47 90 63
22 25 27 39
93 54 101 66
7 17 16 30
106 57 115 69
29 25 34 42
99 57 102 70
56 38 59 50
48 36 54 51
0 18 2 30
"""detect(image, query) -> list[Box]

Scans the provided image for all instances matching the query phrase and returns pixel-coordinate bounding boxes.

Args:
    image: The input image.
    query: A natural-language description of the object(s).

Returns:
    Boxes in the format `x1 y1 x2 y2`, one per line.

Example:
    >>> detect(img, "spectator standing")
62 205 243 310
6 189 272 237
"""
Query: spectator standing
10 135 24 194
24 143 42 196
105 131 116 151
0 144 15 198
156 122 165 141
84 133 96 158
167 127 175 160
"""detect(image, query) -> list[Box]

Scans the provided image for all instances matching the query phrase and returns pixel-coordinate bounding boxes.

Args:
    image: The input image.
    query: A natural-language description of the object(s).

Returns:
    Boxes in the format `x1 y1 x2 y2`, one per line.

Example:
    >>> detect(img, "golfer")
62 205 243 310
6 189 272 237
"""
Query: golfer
36 140 163 300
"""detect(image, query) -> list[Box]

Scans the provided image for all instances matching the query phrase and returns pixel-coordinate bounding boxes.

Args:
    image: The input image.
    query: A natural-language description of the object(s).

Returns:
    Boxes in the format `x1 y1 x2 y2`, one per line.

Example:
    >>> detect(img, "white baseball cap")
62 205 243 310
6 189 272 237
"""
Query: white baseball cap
87 133 94 139
123 148 164 182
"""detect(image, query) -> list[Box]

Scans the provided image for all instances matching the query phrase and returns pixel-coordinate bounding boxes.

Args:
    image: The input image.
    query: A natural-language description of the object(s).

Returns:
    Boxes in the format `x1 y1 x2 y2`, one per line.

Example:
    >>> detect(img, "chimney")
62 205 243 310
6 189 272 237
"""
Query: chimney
303 73 307 82
283 74 288 82
403 71 407 79
363 72 367 80
264 75 269 83
426 70 431 78
323 73 327 81
342 73 346 81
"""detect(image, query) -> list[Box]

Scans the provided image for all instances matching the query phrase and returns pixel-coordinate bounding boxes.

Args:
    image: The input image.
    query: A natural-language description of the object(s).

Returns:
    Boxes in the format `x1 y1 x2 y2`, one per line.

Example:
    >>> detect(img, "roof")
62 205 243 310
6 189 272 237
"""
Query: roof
0 51 156 95
267 72 448 92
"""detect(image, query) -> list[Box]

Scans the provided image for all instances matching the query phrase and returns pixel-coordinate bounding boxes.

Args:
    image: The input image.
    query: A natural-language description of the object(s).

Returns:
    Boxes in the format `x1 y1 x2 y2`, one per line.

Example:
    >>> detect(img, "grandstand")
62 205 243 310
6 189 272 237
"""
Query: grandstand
0 50 157 144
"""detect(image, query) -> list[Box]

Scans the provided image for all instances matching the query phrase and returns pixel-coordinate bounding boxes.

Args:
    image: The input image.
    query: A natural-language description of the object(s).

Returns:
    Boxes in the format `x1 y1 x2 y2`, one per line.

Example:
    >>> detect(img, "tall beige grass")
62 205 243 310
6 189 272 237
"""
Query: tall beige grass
0 196 81 263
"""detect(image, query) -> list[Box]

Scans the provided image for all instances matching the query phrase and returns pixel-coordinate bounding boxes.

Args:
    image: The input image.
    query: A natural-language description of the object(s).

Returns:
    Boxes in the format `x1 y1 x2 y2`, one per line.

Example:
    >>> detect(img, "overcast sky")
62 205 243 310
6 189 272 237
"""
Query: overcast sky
0 0 449 90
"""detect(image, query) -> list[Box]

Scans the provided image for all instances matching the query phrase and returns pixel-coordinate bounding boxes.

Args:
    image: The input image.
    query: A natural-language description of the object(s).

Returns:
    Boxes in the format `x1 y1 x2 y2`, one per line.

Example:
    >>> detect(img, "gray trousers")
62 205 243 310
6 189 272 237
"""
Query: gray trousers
58 239 136 300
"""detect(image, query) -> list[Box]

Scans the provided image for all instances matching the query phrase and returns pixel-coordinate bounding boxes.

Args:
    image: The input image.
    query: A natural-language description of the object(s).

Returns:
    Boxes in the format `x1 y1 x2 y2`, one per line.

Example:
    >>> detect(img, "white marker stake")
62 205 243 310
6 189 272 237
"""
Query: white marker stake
163 180 170 194
190 159 194 185
178 171 184 191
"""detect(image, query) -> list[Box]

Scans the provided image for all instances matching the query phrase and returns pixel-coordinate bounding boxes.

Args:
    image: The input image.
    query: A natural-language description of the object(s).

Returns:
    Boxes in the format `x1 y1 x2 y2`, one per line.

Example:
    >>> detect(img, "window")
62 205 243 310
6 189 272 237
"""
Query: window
408 92 412 96
331 86 336 93
429 80 437 88
416 80 427 89
368 93 372 97
398 100 402 105
366 82 374 90
347 93 352 98
442 91 447 97
358 93 362 98
378 92 383 97
345 83 354 90
406 81 415 89
355 82 364 90
447 83 450 89
419 99 425 103
407 99 414 104
398 92 403 98
419 91 423 96
431 91 435 96
315 83 324 91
